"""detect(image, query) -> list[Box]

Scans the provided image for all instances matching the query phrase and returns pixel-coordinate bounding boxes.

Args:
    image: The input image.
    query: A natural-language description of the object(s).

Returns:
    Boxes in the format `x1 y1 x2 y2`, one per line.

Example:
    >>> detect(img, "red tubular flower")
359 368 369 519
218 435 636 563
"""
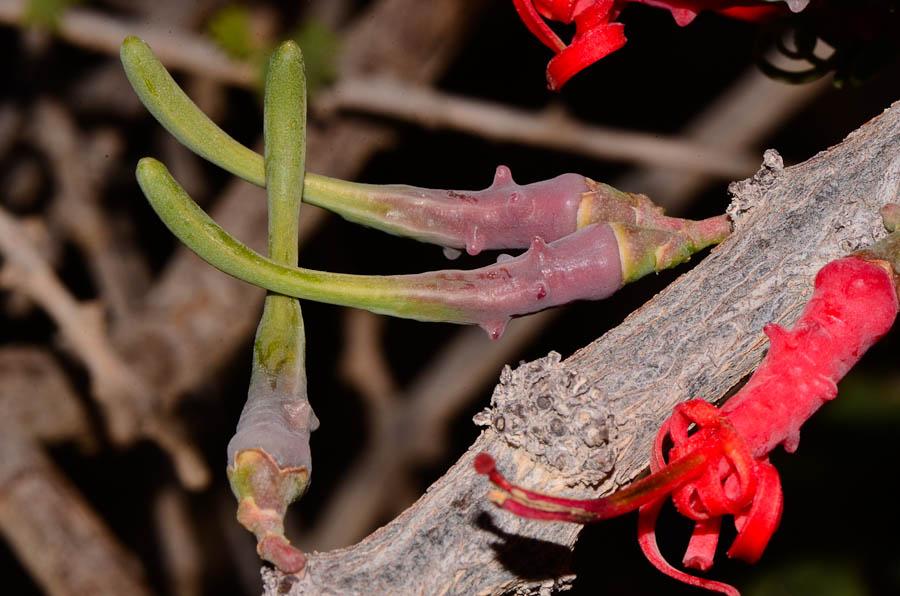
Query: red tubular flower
476 255 899 594
512 0 786 90
547 22 627 91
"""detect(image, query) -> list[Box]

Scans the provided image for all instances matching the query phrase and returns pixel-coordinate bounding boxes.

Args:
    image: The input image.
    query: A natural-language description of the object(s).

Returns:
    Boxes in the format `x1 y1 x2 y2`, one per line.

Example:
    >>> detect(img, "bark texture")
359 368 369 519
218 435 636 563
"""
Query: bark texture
267 101 900 595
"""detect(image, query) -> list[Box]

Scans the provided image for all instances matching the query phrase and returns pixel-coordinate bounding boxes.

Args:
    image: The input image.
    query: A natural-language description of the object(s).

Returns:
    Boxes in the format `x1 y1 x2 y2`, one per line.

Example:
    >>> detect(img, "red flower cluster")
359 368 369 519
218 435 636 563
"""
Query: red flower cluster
476 256 899 594
513 0 784 89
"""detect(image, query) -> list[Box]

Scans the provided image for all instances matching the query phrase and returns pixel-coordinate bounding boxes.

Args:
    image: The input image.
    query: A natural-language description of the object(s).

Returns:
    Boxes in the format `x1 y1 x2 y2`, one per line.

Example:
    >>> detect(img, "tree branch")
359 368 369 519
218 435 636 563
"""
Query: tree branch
0 0 257 87
268 100 900 595
317 77 760 179
0 348 153 596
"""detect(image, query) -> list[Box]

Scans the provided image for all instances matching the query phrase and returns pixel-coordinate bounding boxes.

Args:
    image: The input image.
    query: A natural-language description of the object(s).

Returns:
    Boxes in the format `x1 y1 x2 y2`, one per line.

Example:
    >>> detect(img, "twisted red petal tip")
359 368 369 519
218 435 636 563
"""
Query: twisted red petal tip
474 452 497 475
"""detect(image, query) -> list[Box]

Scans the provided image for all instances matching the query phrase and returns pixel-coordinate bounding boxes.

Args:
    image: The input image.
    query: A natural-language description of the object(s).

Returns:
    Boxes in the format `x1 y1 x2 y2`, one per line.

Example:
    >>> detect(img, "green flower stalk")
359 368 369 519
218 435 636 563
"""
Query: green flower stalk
120 36 728 255
136 157 729 339
225 41 316 574
127 33 730 340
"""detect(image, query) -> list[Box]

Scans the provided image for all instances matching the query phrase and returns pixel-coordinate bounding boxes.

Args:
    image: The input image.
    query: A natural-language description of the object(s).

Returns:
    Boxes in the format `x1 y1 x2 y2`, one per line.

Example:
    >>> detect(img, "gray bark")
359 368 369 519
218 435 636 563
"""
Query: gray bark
267 100 900 595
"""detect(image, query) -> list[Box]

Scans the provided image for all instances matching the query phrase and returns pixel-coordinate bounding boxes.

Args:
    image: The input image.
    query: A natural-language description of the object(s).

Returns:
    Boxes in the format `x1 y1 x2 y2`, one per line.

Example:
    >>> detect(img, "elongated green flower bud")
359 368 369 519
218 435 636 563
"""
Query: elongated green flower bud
121 36 729 255
136 157 730 338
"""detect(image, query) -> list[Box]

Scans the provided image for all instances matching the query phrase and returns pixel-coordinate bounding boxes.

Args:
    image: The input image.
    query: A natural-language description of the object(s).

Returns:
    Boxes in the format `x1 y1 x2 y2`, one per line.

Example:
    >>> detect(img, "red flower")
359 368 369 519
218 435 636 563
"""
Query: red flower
512 0 785 90
476 256 899 594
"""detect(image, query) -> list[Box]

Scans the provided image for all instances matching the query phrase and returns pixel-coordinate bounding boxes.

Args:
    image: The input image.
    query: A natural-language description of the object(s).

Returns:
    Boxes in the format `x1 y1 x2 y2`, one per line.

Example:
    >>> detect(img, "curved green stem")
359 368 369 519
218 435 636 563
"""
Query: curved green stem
121 36 426 231
122 36 265 185
123 35 730 256
128 35 729 338
135 158 636 339
121 34 587 251
137 153 726 339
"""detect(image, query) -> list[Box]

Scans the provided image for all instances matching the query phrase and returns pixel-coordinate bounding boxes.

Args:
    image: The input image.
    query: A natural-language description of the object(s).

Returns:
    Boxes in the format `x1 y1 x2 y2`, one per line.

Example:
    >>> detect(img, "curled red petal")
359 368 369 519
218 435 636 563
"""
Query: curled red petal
513 0 567 53
663 401 715 452
546 22 626 90
695 461 733 517
571 0 615 39
727 459 783 563
683 516 722 572
651 417 672 472
666 400 722 452
718 421 758 508
669 427 720 462
535 0 577 22
659 400 760 520
676 399 723 426
638 500 740 596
